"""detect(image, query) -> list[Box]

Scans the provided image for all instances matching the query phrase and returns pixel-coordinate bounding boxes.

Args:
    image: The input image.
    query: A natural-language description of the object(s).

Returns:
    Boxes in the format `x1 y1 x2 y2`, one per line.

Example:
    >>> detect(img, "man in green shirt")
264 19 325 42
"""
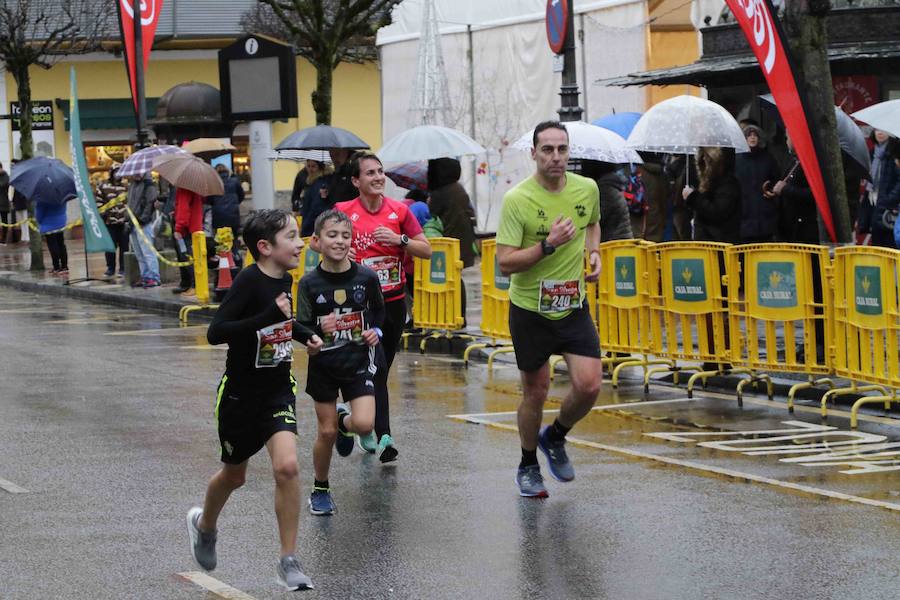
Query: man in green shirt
497 121 602 498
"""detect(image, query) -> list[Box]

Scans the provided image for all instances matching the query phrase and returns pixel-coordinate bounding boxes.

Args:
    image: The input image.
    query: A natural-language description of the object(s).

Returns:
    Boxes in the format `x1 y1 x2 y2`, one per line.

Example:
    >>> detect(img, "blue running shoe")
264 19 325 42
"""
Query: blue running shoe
308 487 335 516
357 430 377 454
516 464 548 498
538 425 575 482
335 403 354 457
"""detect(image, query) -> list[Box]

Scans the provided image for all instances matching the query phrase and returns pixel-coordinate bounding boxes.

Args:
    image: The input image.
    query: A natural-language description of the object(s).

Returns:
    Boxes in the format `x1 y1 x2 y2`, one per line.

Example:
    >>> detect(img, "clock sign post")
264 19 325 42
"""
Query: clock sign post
546 0 582 122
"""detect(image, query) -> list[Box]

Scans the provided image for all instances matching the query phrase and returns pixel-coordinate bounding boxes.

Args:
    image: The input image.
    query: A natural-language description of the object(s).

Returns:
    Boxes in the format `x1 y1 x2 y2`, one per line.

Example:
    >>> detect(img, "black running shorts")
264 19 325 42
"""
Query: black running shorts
508 302 602 373
215 375 298 465
306 368 376 403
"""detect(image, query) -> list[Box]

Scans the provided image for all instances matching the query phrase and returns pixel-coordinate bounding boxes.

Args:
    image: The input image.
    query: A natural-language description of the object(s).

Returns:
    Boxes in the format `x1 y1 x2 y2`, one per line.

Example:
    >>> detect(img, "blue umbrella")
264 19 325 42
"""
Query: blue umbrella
591 112 643 140
10 157 77 206
385 161 428 191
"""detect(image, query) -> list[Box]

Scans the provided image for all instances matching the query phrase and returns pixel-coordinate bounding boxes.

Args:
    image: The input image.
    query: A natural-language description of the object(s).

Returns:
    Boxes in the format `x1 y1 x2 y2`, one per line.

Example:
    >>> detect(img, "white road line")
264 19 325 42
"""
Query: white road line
106 325 207 336
453 416 900 513
448 397 696 419
0 477 28 494
177 572 258 600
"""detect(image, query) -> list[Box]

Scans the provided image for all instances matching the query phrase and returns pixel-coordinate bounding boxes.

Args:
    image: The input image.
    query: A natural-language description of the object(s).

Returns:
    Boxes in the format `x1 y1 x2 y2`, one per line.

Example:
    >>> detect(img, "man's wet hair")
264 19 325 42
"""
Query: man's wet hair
533 120 568 148
314 209 352 236
349 151 383 179
242 209 294 260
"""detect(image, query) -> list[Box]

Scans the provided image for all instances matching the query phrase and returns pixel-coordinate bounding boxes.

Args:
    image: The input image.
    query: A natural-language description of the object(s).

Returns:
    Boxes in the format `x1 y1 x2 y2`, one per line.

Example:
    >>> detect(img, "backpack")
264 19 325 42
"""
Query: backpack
623 164 647 216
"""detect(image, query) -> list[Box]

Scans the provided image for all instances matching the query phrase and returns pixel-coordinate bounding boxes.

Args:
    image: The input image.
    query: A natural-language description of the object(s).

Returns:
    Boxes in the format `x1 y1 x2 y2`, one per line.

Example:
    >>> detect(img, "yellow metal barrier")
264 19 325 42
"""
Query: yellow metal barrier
726 244 833 408
409 237 473 352
830 246 900 427
180 231 219 324
463 239 515 368
597 240 672 389
286 237 319 314
648 242 733 397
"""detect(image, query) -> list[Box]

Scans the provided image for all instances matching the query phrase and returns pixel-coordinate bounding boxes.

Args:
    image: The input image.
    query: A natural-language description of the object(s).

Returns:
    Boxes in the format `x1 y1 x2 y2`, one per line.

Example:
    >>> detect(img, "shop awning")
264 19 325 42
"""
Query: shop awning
55 98 159 131
596 42 900 88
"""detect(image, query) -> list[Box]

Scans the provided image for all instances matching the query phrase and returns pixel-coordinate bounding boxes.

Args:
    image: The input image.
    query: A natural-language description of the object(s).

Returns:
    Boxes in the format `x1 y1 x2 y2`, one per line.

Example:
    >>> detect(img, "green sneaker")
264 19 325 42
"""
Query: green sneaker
377 434 398 463
356 430 377 454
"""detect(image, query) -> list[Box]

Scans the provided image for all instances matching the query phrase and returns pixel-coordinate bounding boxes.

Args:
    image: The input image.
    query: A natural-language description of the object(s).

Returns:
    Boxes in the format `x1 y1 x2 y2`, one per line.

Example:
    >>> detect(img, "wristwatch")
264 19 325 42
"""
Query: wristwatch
400 234 410 247
541 239 556 256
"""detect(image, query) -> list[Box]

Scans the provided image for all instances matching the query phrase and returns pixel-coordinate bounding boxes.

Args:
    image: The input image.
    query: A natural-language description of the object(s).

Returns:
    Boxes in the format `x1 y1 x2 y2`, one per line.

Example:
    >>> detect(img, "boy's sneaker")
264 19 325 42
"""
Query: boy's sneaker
538 425 575 482
143 278 161 288
516 464 549 498
308 487 335 516
276 555 313 591
186 507 217 571
356 430 377 454
377 434 398 463
335 403 354 457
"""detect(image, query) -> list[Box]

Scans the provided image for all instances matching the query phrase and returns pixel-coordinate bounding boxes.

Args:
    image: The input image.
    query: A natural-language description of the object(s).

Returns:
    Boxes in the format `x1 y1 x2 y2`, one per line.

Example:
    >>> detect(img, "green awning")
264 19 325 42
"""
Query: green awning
55 98 159 131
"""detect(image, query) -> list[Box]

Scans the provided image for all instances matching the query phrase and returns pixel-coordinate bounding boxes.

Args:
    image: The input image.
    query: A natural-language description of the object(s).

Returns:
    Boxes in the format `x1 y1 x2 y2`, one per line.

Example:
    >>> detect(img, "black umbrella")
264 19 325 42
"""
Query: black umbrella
275 125 369 151
759 94 871 177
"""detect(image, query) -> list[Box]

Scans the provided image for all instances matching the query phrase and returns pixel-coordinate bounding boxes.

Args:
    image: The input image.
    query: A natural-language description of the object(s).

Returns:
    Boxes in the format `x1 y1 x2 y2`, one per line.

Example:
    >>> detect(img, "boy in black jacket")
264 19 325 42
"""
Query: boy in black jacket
187 209 326 591
297 209 385 517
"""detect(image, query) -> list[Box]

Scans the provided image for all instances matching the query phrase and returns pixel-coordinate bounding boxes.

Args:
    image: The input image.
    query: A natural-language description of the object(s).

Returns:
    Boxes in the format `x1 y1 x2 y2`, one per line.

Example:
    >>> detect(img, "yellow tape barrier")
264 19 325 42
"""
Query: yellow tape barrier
2 194 128 234
124 205 194 268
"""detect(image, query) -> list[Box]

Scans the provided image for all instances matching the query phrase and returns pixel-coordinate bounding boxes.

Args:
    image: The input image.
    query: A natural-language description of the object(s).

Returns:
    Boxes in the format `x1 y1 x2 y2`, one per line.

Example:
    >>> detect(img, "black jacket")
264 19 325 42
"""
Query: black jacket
427 158 477 267
328 162 358 204
127 176 159 226
686 175 742 244
595 171 633 242
211 174 245 231
299 176 333 237
735 148 781 241
777 160 819 243
0 171 9 212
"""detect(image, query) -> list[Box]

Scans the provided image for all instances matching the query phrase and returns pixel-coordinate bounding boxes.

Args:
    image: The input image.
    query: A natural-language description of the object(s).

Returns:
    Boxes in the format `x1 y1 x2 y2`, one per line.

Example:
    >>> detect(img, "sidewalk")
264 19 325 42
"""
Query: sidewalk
0 238 212 319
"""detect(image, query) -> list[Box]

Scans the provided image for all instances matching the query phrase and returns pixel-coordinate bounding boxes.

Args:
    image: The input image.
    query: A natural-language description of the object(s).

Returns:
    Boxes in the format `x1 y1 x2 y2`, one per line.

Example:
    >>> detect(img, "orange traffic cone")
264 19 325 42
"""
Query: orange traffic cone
215 251 233 294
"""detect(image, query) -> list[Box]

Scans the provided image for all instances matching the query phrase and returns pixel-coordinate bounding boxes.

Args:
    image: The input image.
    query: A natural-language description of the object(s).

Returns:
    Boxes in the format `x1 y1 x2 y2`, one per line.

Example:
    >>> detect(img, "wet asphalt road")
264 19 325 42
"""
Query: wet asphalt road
3 289 900 600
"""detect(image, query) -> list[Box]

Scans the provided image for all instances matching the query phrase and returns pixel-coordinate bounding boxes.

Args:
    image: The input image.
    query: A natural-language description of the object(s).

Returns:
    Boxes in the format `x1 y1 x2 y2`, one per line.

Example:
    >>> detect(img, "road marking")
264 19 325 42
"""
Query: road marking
106 325 207 336
0 477 28 494
448 397 695 419
177 572 258 599
451 414 900 513
47 313 153 324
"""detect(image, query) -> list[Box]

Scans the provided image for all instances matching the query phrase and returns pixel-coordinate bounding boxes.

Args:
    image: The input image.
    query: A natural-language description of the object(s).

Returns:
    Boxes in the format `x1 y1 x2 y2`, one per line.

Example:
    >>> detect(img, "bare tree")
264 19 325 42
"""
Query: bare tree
0 0 112 270
243 0 401 125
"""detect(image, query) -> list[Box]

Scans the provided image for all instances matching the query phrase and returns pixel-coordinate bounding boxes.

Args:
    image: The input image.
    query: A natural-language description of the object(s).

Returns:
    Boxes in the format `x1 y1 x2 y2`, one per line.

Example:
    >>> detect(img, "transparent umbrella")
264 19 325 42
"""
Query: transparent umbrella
377 126 484 163
513 121 642 164
626 95 750 155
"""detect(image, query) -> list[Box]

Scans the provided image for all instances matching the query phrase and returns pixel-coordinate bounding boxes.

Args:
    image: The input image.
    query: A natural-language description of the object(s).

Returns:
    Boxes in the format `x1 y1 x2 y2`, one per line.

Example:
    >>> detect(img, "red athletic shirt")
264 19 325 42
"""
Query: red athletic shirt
335 196 423 302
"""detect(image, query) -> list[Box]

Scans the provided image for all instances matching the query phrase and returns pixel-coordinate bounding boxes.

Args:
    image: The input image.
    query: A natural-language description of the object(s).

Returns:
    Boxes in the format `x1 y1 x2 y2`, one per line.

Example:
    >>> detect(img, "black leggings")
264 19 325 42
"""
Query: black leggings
374 298 407 438
45 232 67 270
104 223 129 272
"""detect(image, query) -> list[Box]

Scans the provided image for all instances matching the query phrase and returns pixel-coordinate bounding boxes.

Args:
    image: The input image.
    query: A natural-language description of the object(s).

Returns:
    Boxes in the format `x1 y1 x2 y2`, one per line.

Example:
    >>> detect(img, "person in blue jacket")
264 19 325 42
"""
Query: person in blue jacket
35 198 71 276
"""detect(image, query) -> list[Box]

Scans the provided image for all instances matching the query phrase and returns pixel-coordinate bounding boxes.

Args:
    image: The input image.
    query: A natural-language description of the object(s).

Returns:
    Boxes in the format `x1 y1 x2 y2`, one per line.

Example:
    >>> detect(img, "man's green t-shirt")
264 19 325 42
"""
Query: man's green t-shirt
496 173 600 320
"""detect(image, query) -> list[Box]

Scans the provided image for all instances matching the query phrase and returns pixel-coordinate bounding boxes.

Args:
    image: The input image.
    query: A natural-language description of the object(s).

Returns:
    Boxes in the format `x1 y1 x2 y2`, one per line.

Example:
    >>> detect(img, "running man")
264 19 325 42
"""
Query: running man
297 210 385 516
496 121 603 498
186 209 326 591
336 152 432 462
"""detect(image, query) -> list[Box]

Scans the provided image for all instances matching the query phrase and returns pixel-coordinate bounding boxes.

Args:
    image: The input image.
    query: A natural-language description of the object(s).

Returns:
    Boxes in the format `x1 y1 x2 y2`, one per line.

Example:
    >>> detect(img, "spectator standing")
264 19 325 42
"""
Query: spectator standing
212 165 246 267
0 162 10 244
581 160 633 242
126 174 161 288
35 201 68 276
11 159 28 245
427 158 477 268
735 124 781 243
327 149 358 204
96 168 129 277
298 160 334 237
173 186 205 294
290 164 307 214
682 147 741 244
769 136 820 244
870 135 900 248
637 154 671 242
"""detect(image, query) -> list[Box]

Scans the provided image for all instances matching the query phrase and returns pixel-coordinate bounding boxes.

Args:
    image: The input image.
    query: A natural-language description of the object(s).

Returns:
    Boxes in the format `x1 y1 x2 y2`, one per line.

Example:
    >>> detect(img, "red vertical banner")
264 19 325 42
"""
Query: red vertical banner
117 0 163 112
724 0 836 242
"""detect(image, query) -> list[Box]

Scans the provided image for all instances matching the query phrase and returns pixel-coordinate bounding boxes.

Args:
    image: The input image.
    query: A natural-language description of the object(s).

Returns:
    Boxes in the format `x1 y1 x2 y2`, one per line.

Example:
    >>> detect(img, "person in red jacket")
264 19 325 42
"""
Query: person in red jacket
173 187 204 295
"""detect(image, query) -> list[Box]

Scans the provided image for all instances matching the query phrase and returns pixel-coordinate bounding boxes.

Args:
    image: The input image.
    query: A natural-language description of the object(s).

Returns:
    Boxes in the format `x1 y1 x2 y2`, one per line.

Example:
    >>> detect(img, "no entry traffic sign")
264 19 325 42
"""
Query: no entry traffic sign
546 0 569 55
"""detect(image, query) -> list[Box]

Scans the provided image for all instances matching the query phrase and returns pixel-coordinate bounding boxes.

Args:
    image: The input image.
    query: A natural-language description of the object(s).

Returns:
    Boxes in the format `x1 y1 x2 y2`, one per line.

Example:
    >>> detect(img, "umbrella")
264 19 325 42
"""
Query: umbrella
377 125 485 163
591 112 643 140
152 154 224 197
184 138 236 158
117 144 189 177
385 161 428 191
760 94 870 176
513 121 642 164
276 125 369 151
627 95 750 154
853 100 900 139
267 149 332 164
10 156 77 206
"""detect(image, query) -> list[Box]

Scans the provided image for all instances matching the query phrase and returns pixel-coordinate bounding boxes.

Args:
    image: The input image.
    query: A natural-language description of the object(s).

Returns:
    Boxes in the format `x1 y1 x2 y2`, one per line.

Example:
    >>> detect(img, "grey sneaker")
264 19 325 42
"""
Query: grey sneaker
538 425 575 482
356 430 377 453
276 555 313 591
186 507 217 571
516 464 549 498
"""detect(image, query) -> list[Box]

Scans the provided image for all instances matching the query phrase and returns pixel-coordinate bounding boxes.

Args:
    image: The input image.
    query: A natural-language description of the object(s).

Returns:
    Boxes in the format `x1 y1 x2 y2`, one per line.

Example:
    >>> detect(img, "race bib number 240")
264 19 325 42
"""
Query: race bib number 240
539 280 580 314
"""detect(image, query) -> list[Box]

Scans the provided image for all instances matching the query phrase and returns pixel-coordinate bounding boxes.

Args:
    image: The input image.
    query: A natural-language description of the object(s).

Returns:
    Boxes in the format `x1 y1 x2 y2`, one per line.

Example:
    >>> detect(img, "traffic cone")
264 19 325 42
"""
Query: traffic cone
214 250 233 296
